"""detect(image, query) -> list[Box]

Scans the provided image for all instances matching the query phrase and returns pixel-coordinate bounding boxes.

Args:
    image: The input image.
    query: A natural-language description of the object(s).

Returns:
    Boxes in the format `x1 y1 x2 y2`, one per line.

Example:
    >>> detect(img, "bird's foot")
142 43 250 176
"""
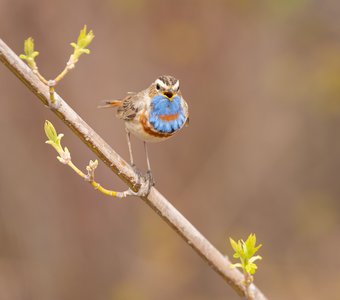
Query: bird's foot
146 170 156 187
130 165 153 197
131 164 143 187
129 176 152 197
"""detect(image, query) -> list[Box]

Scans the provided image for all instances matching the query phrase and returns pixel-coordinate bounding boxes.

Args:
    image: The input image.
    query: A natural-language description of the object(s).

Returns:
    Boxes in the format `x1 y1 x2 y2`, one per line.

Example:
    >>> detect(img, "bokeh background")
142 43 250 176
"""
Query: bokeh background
1 0 340 299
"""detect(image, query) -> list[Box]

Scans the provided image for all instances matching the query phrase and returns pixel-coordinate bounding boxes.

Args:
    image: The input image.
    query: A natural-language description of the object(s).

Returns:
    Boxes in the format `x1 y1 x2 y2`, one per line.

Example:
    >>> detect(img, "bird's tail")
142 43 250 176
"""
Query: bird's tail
97 100 123 109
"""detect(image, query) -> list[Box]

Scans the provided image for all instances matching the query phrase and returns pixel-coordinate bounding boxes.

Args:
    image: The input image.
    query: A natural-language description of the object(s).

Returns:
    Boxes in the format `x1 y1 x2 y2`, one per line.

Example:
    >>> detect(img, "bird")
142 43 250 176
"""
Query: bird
99 75 189 196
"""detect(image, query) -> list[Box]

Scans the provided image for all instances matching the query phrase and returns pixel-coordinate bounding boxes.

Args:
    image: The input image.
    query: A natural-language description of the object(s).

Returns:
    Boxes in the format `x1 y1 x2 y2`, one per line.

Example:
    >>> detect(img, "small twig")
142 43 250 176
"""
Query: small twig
33 69 49 85
54 58 74 83
47 80 56 104
53 25 94 83
0 38 267 300
69 160 133 198
19 26 94 105
44 120 133 198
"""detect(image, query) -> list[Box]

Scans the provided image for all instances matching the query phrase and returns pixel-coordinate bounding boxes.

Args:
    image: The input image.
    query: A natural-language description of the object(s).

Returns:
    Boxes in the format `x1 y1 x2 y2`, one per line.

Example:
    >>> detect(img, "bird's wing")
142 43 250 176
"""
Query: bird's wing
98 91 143 120
182 97 190 127
117 92 144 121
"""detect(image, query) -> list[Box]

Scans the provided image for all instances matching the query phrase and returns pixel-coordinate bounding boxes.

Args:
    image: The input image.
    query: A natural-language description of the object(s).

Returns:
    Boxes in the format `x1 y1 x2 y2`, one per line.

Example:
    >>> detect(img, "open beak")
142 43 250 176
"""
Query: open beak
163 91 175 100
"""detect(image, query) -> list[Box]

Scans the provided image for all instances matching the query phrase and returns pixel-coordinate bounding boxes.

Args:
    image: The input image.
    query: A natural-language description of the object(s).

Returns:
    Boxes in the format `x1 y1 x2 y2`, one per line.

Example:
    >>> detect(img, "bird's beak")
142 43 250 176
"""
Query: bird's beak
163 91 175 101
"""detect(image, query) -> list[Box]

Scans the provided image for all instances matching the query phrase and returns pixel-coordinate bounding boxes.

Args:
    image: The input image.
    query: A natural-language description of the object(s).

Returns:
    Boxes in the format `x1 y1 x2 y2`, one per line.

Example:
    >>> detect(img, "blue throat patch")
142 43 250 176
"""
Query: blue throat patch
149 95 186 133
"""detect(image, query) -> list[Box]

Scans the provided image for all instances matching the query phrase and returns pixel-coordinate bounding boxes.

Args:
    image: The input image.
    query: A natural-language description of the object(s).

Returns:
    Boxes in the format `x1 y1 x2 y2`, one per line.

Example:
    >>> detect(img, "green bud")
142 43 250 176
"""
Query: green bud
69 25 94 64
20 37 39 69
44 120 71 160
77 25 95 48
44 120 58 142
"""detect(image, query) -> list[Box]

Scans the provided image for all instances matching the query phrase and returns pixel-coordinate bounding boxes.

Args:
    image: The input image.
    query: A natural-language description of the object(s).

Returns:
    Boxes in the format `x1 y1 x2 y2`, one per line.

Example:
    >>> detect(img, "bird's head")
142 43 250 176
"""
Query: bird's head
152 75 180 101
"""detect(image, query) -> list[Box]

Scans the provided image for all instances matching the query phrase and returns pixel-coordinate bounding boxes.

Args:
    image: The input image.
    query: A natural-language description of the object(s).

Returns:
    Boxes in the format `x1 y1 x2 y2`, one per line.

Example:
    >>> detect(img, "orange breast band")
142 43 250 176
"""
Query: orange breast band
159 113 179 121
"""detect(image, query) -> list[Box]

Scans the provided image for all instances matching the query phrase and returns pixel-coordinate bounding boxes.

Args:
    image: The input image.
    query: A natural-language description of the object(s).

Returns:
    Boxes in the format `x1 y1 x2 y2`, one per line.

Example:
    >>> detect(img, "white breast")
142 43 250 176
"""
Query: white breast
125 114 173 143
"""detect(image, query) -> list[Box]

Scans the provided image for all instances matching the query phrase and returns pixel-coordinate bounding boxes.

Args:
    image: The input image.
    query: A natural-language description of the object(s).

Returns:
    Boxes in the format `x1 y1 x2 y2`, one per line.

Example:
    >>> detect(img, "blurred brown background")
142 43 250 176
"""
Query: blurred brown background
1 0 340 299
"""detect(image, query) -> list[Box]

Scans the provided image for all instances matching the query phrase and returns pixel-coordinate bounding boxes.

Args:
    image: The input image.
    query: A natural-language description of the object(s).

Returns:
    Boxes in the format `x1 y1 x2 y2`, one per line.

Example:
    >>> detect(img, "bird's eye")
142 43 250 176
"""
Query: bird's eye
156 83 161 90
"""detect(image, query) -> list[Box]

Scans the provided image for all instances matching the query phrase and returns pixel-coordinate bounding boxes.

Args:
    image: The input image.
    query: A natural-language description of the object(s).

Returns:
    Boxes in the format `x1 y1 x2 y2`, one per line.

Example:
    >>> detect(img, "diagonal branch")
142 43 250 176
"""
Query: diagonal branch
0 38 267 300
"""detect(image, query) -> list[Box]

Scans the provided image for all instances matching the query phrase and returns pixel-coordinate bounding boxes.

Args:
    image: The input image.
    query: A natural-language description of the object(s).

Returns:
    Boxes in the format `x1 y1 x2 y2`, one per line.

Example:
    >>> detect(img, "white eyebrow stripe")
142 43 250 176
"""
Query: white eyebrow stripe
173 80 179 90
155 79 167 88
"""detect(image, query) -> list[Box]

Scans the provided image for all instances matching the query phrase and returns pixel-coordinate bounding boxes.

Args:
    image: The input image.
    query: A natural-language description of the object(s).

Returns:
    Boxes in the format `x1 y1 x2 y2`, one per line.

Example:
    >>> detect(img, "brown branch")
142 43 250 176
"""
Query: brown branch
0 38 267 300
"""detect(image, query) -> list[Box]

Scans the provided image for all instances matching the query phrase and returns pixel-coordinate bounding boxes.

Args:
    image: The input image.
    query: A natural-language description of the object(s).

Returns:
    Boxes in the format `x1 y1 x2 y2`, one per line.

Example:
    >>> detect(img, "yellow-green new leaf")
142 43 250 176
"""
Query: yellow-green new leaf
228 233 263 278
23 37 39 58
245 234 262 258
249 255 262 264
44 120 58 142
44 121 69 157
77 25 94 48
20 37 39 69
230 263 242 269
70 25 94 62
229 238 240 253
245 262 258 275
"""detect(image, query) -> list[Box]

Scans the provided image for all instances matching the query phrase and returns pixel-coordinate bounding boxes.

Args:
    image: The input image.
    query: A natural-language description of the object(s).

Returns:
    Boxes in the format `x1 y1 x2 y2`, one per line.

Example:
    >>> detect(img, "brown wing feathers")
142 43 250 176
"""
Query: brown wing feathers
98 93 139 121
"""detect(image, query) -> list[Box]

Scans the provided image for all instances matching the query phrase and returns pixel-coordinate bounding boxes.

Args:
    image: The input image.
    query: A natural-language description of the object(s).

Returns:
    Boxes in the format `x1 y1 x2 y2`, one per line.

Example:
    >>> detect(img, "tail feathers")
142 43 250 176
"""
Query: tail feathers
97 100 123 109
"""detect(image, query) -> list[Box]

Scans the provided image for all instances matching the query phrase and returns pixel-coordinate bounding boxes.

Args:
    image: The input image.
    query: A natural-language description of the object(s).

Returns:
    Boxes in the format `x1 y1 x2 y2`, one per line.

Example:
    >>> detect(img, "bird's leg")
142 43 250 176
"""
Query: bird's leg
144 141 155 186
126 128 134 167
129 142 153 197
125 128 151 197
126 128 142 185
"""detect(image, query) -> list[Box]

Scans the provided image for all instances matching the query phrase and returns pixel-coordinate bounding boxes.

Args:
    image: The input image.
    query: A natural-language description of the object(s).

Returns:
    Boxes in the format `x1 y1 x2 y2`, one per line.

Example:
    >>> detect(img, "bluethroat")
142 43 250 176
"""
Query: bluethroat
100 75 189 196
